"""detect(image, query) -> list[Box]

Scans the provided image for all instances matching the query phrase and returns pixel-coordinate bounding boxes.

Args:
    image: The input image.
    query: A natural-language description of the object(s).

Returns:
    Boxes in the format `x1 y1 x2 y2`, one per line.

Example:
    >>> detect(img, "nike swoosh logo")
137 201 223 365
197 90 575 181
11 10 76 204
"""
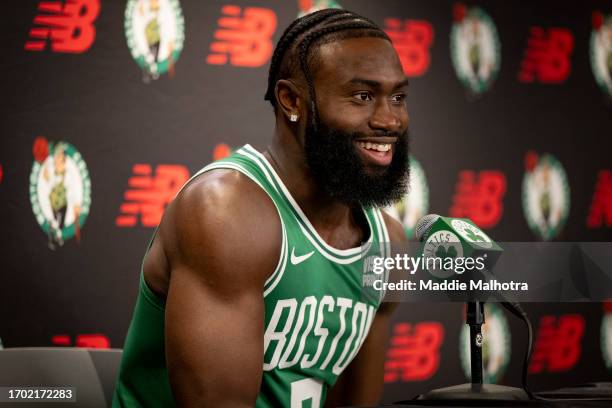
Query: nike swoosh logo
290 247 314 265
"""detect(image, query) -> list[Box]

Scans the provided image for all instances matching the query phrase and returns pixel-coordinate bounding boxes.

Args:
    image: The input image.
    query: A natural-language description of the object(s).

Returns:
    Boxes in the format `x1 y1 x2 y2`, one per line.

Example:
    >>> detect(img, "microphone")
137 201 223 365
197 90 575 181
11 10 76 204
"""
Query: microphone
414 215 534 401
414 214 503 275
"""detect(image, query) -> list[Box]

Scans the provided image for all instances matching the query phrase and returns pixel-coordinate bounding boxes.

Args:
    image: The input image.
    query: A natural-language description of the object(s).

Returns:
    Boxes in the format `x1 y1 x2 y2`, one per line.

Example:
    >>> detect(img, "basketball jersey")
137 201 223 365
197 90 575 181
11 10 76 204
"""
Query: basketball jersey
113 144 390 408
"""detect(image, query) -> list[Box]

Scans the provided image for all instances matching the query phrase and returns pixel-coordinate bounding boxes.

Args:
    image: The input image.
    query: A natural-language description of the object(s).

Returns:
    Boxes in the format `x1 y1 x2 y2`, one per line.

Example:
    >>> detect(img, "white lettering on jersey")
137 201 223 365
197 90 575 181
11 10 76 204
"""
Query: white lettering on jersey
263 298 297 371
279 296 316 369
319 297 352 370
300 295 334 369
264 297 376 373
332 301 367 375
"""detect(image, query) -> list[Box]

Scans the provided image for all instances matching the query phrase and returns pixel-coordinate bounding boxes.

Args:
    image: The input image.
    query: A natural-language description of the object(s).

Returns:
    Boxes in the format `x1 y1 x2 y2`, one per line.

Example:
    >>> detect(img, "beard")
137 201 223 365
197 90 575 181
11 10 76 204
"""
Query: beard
304 112 410 209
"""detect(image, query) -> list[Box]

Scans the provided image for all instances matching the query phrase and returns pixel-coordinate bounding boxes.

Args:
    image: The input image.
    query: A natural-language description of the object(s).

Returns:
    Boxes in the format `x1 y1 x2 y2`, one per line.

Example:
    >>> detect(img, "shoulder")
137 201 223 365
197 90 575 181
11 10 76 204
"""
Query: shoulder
379 209 408 244
160 168 282 287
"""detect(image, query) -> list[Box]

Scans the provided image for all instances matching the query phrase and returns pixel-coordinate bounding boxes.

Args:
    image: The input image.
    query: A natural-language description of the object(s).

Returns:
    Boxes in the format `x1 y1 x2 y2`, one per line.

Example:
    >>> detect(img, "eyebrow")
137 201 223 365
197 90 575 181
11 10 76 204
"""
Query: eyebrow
347 77 410 90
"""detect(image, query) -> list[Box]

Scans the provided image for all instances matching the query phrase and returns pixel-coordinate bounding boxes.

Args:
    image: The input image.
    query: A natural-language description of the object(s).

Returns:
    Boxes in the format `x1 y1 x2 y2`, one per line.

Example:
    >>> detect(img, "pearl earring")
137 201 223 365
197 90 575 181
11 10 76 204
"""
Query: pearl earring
289 113 299 122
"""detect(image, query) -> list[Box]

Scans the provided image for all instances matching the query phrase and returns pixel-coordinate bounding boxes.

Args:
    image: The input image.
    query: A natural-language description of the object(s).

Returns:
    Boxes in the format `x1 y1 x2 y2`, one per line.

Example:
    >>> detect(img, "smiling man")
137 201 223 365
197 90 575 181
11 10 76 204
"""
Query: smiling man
113 8 410 408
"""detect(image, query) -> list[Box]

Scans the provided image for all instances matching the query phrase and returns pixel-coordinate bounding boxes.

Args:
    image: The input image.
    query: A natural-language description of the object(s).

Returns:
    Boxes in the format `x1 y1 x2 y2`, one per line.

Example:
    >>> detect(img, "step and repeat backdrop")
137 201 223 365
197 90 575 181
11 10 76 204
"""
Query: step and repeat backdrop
1 0 612 402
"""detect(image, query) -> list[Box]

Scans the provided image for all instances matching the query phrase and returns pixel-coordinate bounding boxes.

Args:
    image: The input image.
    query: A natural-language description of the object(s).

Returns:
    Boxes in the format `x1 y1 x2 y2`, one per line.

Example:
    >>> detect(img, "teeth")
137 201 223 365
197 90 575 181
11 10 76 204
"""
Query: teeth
358 141 391 152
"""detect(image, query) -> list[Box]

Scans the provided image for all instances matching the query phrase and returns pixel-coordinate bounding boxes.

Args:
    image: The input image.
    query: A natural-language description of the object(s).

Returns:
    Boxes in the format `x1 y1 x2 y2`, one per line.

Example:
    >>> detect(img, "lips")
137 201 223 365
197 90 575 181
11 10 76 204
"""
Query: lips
354 137 396 167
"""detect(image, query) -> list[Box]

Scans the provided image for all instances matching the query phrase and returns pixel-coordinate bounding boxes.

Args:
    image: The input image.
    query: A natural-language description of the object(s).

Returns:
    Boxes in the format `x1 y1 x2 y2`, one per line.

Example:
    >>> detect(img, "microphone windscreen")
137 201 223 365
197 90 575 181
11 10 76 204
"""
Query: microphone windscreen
415 214 441 241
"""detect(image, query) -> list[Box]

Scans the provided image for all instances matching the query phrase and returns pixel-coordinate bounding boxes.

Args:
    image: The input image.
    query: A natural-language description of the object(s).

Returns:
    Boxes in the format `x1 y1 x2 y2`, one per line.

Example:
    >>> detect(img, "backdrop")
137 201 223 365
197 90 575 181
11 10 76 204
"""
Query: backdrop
1 0 612 402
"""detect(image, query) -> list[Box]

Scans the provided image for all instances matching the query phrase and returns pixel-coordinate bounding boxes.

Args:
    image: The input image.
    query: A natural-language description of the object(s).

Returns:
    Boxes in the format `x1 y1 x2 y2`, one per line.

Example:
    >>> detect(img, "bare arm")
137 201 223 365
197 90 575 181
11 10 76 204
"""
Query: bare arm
325 211 406 407
161 170 282 407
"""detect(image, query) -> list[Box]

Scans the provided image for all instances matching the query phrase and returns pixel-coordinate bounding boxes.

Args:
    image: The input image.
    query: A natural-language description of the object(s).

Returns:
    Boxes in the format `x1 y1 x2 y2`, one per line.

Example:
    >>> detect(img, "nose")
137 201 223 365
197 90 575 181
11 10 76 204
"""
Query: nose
368 99 402 133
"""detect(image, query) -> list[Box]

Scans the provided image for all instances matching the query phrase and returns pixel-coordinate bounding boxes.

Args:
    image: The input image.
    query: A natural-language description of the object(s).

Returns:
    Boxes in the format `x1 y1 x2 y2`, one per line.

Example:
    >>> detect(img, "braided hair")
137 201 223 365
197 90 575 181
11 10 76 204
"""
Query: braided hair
264 9 391 116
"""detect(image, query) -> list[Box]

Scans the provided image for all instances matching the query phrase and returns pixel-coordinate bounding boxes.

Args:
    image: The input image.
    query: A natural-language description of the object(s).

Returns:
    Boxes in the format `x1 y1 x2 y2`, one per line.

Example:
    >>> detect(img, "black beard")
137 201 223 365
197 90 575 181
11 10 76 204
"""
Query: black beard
304 113 410 209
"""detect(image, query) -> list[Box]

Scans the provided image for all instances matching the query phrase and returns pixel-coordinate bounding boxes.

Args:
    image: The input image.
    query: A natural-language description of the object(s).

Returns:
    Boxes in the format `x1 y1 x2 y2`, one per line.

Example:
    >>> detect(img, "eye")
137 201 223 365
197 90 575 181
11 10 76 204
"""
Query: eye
391 93 407 104
354 92 373 102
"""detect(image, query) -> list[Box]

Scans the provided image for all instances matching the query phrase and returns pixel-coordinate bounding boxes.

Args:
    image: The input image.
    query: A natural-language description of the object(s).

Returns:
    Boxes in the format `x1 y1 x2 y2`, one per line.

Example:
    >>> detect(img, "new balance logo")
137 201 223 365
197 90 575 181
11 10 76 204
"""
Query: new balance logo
384 322 444 382
384 18 433 77
587 170 612 228
449 170 506 229
290 248 314 265
116 164 189 228
25 0 100 53
529 314 584 373
518 27 574 84
206 5 277 67
52 333 110 349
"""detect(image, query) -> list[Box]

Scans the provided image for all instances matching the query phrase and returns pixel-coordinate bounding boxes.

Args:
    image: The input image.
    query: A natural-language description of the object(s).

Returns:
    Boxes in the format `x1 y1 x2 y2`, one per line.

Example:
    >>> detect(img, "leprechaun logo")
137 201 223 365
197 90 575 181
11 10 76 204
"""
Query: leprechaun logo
450 3 501 97
522 151 570 241
125 0 185 82
297 0 342 17
451 219 493 248
385 155 429 239
423 230 463 279
29 137 91 249
460 303 510 383
590 11 612 98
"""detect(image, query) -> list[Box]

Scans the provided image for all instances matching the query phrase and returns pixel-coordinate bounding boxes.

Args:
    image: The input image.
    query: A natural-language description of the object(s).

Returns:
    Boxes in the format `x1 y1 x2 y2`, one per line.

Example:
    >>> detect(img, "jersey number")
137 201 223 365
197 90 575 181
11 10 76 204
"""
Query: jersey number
290 378 323 408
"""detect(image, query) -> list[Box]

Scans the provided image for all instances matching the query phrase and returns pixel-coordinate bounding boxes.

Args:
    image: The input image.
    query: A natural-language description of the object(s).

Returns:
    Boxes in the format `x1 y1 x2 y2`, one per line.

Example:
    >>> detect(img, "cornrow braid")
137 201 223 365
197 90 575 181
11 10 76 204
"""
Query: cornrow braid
264 8 347 104
264 9 390 114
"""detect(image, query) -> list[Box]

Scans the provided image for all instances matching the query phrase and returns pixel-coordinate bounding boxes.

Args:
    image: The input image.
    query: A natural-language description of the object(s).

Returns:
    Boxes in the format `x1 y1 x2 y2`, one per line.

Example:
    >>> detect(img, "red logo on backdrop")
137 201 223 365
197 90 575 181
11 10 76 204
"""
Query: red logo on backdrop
116 164 190 228
0 164 3 184
384 322 444 383
518 27 574 83
449 170 506 229
52 334 110 348
384 19 434 77
25 0 100 53
206 5 277 67
529 314 585 373
587 170 612 228
213 143 232 161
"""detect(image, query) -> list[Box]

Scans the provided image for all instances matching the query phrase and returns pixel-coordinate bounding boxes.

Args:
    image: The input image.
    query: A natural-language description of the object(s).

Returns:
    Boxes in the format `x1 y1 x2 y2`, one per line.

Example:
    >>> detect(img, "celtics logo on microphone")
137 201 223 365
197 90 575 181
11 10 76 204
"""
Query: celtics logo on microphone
460 303 510 383
450 3 501 97
125 0 185 82
590 11 612 98
522 152 570 241
29 137 91 250
386 155 429 239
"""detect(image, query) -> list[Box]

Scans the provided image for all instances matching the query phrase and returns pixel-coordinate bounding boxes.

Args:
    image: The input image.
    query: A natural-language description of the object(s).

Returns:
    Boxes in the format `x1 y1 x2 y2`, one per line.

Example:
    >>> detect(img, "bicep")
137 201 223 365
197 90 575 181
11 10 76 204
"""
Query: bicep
161 171 282 407
165 263 264 407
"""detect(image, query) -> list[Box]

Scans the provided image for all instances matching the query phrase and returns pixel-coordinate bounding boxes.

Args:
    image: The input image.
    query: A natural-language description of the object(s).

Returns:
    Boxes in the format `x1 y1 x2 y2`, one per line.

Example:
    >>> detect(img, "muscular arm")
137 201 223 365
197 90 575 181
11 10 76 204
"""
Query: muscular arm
160 170 282 407
324 211 406 407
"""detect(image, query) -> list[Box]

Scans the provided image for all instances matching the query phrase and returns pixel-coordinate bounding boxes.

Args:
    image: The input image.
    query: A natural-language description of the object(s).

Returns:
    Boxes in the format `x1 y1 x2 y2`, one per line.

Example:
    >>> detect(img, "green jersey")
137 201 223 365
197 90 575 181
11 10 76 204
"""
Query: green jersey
113 144 390 407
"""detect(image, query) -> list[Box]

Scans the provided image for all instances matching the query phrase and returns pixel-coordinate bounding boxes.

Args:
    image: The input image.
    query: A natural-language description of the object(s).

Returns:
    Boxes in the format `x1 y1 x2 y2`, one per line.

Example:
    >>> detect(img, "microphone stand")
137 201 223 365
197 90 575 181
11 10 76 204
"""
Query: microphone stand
415 299 530 401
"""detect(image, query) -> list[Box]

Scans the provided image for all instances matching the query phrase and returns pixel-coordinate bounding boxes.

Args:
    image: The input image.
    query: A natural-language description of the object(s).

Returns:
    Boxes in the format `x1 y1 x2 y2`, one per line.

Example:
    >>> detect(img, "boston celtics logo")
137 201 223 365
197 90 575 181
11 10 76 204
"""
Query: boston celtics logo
590 11 612 98
29 137 91 249
423 230 463 279
125 0 185 82
460 303 510 383
385 156 429 238
451 219 493 248
522 152 570 241
298 0 342 17
601 303 612 371
450 3 501 96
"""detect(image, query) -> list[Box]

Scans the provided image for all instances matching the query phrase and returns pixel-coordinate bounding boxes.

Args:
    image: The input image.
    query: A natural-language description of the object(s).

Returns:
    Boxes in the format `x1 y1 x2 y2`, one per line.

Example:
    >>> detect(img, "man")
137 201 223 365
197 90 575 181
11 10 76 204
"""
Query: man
113 8 410 407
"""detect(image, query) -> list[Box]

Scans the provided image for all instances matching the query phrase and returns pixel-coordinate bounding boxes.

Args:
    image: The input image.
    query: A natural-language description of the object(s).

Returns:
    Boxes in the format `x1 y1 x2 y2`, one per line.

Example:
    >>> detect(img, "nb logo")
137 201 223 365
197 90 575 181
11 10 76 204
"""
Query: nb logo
206 5 277 67
25 0 100 53
290 248 314 266
116 164 189 228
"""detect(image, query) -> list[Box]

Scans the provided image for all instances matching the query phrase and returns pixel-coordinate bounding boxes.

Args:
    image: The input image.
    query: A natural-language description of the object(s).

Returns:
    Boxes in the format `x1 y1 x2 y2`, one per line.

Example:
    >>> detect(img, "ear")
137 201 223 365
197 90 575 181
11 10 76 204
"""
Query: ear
275 79 303 123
